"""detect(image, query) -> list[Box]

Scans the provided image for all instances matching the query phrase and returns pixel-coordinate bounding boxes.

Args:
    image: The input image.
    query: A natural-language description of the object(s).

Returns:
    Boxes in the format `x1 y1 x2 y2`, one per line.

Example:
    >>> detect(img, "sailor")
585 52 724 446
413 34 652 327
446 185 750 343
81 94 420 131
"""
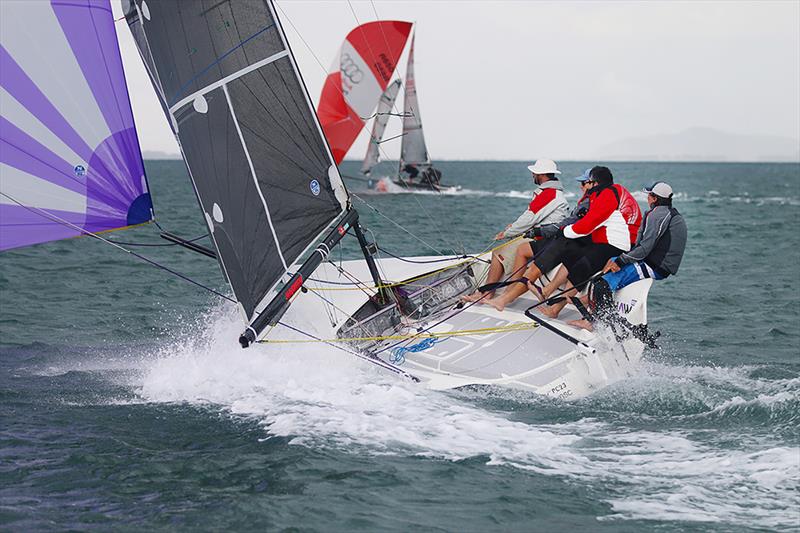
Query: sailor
479 168 593 311
462 159 568 303
421 167 442 186
570 181 687 330
402 163 419 181
533 168 642 305
536 166 638 319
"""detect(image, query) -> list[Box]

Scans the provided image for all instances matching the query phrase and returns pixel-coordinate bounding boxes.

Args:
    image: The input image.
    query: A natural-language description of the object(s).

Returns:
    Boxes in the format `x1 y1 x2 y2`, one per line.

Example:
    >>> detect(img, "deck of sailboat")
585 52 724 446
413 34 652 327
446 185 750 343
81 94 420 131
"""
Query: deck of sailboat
273 255 647 398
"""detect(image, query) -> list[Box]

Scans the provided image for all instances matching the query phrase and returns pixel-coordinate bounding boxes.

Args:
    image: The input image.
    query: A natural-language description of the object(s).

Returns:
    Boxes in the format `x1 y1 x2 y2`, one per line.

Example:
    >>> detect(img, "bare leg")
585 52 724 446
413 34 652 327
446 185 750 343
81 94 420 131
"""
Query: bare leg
485 245 536 311
539 284 577 319
567 294 594 330
462 250 504 302
541 265 570 299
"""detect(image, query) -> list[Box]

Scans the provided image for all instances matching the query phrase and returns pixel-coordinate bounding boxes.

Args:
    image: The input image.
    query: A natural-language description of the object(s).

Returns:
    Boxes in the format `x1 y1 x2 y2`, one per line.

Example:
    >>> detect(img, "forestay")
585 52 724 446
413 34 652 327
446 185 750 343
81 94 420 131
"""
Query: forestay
399 36 430 170
360 79 402 176
121 0 348 321
0 0 152 251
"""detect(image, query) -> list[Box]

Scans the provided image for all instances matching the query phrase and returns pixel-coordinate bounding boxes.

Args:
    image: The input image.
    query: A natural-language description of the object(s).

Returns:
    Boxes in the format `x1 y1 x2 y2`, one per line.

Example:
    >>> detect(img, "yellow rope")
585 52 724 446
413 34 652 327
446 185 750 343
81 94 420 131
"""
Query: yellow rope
256 321 538 345
310 235 524 292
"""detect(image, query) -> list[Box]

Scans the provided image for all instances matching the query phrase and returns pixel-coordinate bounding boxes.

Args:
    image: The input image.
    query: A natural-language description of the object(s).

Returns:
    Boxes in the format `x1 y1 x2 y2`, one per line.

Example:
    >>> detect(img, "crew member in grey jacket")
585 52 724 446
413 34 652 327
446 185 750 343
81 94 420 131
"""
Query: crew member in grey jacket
581 181 686 328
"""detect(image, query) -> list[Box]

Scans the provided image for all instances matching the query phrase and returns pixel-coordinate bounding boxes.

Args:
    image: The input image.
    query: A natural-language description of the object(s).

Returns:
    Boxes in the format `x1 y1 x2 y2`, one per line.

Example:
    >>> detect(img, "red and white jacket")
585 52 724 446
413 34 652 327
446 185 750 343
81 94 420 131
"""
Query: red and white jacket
563 184 636 251
505 180 569 237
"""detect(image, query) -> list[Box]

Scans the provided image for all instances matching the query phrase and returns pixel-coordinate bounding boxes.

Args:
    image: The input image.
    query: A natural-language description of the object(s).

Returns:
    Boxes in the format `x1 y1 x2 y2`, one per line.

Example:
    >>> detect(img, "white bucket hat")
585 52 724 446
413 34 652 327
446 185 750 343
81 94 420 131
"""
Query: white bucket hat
527 159 561 175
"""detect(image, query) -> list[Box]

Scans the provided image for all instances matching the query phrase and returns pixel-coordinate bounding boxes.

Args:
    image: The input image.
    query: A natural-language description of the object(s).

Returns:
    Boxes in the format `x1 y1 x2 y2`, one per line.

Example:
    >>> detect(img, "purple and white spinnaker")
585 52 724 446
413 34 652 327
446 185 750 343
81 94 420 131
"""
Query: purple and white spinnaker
0 0 152 251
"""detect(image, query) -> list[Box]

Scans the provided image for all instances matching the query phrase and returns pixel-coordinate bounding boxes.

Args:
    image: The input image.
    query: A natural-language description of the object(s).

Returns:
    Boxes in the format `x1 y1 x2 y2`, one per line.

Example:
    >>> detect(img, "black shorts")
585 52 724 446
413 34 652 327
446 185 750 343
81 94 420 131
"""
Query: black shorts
531 235 591 275
561 242 625 287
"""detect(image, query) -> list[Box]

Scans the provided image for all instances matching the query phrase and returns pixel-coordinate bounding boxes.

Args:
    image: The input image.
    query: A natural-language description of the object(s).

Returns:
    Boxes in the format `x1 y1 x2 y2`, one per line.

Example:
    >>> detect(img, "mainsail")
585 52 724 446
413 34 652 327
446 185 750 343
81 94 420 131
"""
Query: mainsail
121 0 349 323
360 79 402 176
318 21 412 164
0 0 152 251
399 36 431 171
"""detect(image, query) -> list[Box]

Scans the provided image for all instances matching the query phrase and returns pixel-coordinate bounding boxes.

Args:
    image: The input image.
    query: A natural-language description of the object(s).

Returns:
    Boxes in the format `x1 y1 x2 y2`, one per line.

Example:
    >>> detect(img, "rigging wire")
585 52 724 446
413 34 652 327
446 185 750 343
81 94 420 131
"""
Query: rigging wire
351 193 445 255
1 192 235 304
106 233 210 247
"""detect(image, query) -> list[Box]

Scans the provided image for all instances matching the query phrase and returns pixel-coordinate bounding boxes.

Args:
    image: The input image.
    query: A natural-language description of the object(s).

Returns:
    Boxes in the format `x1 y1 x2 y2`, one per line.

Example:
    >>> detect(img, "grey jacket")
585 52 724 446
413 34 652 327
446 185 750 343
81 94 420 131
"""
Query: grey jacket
616 205 687 276
505 180 569 238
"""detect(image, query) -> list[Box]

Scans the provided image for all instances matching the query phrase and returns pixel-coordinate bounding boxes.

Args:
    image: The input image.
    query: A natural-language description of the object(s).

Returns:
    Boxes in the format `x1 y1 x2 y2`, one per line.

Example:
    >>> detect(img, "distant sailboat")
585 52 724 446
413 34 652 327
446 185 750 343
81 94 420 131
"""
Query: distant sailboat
393 34 448 192
360 79 401 177
351 31 454 192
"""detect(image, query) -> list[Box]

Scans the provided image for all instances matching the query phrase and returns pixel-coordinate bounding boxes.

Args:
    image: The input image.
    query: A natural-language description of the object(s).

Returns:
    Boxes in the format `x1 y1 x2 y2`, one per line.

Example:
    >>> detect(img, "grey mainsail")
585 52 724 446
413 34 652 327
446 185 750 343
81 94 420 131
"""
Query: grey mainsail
360 79 401 176
121 0 349 324
399 36 431 172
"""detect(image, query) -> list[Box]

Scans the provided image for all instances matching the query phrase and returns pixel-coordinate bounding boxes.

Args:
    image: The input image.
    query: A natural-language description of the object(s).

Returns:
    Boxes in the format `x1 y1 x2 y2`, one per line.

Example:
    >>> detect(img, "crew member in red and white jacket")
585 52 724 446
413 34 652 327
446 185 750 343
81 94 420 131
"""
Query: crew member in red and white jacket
462 159 568 303
539 166 636 319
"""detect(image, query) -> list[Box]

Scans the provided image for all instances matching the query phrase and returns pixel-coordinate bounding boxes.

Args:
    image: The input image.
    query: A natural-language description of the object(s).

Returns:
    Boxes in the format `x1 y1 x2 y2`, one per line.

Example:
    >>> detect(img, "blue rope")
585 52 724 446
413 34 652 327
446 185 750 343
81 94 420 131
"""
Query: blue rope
390 337 441 365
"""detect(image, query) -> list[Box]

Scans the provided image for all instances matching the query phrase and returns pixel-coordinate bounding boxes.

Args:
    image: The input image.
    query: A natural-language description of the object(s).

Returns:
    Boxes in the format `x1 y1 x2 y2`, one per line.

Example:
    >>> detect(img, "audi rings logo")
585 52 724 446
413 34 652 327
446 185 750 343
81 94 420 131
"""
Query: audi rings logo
340 53 364 83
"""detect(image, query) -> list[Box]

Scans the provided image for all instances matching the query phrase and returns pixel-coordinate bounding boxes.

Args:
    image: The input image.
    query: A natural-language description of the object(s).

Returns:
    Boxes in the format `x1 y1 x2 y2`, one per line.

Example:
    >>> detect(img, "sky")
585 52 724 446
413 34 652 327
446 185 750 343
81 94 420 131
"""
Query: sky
113 1 800 161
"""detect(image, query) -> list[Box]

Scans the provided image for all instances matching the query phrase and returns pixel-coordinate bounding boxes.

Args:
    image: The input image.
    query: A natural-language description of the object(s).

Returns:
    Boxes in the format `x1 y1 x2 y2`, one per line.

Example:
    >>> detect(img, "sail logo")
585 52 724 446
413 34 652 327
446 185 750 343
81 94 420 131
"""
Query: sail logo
310 179 321 196
74 164 86 177
618 299 638 315
340 53 364 84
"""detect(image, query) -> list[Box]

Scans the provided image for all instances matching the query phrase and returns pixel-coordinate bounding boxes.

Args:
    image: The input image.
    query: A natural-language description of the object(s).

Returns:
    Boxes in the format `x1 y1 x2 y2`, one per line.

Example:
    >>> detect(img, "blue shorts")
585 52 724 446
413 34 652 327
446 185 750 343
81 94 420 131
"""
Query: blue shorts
602 260 665 291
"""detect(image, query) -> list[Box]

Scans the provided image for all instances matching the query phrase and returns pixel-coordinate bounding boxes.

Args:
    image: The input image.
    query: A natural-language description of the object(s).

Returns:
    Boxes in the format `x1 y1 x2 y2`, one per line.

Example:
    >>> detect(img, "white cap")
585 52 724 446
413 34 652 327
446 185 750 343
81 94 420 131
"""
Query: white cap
527 159 561 175
644 181 674 198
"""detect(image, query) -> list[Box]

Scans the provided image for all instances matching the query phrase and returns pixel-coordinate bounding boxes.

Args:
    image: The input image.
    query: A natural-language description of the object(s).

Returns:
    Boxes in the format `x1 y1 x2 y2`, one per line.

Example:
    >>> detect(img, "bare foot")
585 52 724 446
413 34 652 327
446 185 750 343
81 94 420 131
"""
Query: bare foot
567 319 594 331
485 297 506 312
461 291 486 303
527 281 544 302
539 304 560 319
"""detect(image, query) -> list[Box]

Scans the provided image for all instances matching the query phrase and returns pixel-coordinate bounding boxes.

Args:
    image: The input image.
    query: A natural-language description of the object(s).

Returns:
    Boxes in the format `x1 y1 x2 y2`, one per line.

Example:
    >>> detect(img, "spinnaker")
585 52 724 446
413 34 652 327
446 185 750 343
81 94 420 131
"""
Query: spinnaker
0 0 152 251
317 20 412 164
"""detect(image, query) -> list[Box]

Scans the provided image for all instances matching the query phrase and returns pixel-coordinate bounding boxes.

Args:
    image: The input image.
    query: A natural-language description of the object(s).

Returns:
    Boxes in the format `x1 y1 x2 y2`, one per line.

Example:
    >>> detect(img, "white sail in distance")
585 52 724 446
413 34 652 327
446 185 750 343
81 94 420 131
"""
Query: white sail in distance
360 79 402 176
399 35 430 171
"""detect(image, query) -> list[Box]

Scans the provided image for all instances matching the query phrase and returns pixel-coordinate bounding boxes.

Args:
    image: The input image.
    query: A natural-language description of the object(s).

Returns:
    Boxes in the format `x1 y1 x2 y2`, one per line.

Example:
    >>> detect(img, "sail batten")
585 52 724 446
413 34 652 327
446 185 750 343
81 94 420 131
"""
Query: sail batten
123 0 348 322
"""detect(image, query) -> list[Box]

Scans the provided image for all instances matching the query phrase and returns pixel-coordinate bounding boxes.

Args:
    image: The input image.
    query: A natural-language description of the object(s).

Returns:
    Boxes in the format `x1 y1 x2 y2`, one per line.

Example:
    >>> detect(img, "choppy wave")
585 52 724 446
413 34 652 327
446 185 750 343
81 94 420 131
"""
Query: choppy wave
135 307 800 529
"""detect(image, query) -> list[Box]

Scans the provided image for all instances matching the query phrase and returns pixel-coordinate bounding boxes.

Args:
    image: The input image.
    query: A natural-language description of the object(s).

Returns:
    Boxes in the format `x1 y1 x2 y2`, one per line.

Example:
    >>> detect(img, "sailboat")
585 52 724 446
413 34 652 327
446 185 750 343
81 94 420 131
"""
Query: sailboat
1 0 655 400
391 34 451 193
318 22 453 193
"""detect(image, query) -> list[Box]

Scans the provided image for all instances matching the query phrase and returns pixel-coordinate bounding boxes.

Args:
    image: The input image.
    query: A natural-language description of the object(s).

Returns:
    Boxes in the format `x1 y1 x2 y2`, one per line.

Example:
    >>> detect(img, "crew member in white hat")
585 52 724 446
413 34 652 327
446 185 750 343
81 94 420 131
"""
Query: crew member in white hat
462 159 568 303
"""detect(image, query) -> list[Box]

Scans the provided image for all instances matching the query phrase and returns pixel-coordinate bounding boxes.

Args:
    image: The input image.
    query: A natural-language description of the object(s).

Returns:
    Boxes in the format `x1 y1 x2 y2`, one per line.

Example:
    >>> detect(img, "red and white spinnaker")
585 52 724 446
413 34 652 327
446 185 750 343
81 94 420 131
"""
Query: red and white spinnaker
317 21 412 163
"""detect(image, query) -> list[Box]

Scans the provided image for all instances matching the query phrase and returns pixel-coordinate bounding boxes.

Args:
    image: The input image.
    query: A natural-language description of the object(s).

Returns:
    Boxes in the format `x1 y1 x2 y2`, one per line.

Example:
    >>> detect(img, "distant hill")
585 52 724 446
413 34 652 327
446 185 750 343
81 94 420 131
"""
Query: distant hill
594 127 800 162
142 150 181 160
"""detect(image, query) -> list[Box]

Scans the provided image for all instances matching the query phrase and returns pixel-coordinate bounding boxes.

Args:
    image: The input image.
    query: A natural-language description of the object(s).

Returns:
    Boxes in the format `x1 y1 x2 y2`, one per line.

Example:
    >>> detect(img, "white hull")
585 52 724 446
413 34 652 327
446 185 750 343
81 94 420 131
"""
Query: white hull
267 253 651 400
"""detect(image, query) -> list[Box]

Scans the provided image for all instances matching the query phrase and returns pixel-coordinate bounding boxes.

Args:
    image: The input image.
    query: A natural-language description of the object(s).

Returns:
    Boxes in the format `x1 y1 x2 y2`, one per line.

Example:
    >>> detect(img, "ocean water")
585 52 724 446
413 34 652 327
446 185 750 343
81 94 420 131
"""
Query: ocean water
1 160 798 531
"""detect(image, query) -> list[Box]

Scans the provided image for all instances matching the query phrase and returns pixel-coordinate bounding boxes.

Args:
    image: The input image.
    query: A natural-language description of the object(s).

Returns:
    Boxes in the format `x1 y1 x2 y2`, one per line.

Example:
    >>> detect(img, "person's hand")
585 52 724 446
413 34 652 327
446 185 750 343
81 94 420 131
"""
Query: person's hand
494 231 505 241
603 259 620 273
